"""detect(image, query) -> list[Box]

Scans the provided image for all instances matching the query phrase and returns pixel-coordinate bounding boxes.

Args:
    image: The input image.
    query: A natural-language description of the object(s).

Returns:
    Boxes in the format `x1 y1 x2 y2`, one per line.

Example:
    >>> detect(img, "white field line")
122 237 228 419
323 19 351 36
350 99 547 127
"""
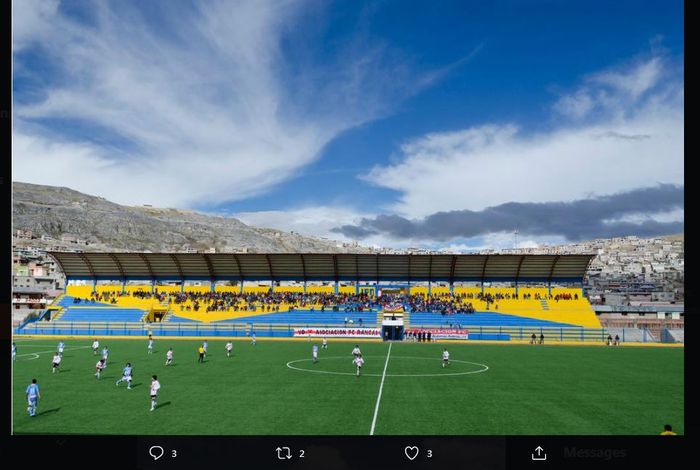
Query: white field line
16 345 91 360
369 342 392 436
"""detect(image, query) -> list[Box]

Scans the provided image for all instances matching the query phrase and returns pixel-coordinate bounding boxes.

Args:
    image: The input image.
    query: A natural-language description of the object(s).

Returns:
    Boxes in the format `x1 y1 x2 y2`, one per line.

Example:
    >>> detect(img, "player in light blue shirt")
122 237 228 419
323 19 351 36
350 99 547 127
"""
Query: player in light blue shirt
147 335 154 354
12 342 17 361
116 362 133 389
102 346 109 365
312 345 319 364
26 379 40 417
58 341 65 356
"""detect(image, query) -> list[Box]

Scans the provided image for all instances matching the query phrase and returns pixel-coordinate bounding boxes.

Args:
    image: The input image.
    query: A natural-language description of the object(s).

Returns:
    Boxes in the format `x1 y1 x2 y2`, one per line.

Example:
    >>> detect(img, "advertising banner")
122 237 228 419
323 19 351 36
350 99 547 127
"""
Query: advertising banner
293 328 382 338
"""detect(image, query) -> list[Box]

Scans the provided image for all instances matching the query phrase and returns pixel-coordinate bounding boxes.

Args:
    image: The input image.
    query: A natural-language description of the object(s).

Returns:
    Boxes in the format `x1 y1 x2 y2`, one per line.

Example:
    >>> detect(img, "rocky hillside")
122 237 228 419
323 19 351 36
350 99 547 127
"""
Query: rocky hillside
12 182 369 253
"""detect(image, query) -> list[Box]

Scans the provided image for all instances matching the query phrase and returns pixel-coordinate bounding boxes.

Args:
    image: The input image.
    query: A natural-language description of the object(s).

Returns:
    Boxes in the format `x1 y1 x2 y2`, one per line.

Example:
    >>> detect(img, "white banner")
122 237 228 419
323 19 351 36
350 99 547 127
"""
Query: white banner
293 328 381 338
407 328 469 340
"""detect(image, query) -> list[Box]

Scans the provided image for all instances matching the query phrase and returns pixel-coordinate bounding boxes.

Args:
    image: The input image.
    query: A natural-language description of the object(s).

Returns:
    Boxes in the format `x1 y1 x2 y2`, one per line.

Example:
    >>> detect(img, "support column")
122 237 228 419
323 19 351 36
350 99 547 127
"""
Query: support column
480 281 484 294
334 281 339 294
92 279 97 294
514 281 518 297
210 281 215 293
449 282 454 295
303 281 307 294
151 279 155 294
428 281 432 296
121 279 126 294
180 282 185 294
548 281 552 296
240 280 244 294
407 281 411 296
355 282 359 295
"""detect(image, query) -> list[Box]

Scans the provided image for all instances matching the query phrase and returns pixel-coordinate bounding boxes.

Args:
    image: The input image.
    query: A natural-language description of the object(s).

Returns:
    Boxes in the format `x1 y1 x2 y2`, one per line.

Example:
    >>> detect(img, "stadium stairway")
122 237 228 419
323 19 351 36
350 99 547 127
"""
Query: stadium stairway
540 299 550 310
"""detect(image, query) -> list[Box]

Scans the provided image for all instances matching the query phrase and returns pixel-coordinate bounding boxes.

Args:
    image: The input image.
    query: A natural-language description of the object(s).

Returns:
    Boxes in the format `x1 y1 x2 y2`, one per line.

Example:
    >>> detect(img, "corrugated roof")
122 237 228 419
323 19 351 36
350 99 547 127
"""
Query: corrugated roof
48 252 594 283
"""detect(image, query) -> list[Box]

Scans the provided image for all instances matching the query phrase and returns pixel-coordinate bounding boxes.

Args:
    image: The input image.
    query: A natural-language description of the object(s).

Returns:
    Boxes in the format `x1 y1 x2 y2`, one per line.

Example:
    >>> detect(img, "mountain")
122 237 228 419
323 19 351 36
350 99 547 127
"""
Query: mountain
12 182 369 253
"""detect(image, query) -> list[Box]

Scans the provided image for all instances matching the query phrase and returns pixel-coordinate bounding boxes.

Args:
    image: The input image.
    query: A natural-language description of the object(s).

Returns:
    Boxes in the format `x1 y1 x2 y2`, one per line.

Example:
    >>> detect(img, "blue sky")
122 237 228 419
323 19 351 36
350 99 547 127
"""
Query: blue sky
13 0 684 250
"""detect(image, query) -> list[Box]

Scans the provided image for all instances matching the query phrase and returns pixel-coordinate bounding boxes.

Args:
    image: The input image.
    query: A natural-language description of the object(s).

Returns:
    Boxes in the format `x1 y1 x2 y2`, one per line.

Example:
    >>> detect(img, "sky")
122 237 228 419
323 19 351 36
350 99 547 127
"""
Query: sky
12 0 684 251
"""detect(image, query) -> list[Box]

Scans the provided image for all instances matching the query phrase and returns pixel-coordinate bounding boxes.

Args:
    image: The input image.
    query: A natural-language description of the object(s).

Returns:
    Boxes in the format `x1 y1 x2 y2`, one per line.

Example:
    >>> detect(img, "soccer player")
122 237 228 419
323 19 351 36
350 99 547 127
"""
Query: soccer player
353 354 364 377
539 333 544 345
95 358 106 379
251 332 256 346
225 341 233 358
150 375 161 411
312 344 319 364
530 333 536 345
198 345 205 363
51 352 61 373
442 348 450 368
92 339 99 355
352 344 361 358
12 342 17 361
102 346 110 365
26 379 40 417
147 335 154 354
202 340 208 356
57 341 65 357
607 334 613 346
660 424 677 435
322 337 328 350
116 362 133 389
165 348 173 366
614 334 621 346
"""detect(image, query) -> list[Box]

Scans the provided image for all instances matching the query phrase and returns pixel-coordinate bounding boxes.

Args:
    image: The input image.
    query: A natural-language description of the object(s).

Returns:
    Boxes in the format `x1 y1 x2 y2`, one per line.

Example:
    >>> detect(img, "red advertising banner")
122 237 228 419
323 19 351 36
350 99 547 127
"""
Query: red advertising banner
293 328 382 338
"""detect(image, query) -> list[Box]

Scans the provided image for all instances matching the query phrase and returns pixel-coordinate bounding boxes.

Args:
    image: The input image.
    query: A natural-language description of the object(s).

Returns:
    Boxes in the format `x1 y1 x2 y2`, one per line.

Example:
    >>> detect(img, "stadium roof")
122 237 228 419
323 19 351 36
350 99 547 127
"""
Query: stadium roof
48 252 595 284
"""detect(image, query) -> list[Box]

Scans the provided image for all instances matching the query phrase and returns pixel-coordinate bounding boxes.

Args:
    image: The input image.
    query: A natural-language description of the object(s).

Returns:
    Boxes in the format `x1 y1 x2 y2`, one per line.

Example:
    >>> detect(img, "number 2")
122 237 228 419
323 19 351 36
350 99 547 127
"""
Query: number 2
299 450 305 458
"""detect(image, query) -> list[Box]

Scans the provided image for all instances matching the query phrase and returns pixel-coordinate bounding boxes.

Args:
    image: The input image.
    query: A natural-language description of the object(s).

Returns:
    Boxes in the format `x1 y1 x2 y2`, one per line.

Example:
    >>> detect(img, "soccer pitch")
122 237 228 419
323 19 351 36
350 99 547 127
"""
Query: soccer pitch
12 338 683 435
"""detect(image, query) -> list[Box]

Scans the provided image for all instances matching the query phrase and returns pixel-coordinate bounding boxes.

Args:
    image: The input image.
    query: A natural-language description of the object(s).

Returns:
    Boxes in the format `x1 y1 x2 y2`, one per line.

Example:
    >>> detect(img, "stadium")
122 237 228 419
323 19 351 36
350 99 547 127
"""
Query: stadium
12 252 684 435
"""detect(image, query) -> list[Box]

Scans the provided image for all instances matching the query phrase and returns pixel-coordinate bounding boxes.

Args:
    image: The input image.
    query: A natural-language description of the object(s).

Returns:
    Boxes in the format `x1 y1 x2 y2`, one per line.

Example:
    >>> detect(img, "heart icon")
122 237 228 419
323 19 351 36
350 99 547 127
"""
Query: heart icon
404 446 419 461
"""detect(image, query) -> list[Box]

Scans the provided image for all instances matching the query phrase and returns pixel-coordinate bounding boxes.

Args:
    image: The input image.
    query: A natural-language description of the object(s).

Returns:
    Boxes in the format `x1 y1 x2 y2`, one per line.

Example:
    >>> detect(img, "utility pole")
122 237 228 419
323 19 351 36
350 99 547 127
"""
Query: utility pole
514 229 519 250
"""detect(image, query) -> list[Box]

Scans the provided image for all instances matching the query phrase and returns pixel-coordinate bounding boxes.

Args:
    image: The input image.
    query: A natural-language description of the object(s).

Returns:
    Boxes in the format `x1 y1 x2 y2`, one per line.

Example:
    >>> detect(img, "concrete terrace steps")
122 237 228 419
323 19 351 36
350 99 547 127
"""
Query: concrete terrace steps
409 311 574 328
540 300 550 311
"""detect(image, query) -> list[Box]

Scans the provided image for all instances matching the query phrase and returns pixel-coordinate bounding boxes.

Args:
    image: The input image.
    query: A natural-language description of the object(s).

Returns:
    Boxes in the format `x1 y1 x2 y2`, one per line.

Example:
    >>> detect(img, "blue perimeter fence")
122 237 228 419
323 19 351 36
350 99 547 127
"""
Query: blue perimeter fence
11 321 646 342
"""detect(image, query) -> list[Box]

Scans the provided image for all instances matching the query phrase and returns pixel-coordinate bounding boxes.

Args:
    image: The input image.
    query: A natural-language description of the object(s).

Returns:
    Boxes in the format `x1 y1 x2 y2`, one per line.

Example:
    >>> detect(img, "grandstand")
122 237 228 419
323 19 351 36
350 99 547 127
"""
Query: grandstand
16 252 611 341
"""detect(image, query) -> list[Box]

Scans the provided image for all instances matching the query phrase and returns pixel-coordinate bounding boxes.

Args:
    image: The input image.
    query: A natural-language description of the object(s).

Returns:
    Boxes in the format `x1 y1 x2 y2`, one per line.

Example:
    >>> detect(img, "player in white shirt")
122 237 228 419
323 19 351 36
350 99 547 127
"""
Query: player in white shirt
225 341 233 358
116 362 133 389
149 375 161 411
322 337 328 350
202 340 208 356
251 332 256 346
57 341 65 357
165 348 173 366
95 358 106 379
353 354 364 377
312 345 319 363
442 348 450 368
147 335 154 354
92 339 99 355
352 345 361 358
51 352 62 373
12 342 17 361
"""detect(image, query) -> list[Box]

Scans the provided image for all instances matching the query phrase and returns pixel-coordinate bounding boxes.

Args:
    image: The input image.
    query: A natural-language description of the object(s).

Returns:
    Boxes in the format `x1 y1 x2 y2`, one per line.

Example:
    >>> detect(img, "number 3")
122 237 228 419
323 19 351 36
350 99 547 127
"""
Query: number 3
427 450 433 458
172 450 177 458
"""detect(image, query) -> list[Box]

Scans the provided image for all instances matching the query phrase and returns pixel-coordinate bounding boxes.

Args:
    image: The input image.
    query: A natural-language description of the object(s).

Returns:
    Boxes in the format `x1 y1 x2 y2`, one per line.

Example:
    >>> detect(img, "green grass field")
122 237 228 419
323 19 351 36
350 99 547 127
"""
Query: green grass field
12 338 684 435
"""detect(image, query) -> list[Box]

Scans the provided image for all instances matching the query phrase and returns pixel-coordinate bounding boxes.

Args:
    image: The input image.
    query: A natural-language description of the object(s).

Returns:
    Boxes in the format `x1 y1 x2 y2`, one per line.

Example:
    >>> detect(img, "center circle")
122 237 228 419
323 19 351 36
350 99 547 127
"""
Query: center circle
286 355 489 377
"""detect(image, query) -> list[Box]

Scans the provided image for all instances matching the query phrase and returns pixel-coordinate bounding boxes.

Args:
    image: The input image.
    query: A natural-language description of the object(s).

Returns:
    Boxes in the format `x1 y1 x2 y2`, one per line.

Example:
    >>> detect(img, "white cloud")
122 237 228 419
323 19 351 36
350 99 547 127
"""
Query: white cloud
12 0 427 207
362 54 683 218
602 208 684 225
11 0 59 51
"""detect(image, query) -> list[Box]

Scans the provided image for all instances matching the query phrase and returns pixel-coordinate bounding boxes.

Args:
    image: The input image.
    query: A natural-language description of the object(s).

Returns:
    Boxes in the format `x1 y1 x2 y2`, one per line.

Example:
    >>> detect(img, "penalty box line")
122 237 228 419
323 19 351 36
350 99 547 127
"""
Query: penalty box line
369 342 392 436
